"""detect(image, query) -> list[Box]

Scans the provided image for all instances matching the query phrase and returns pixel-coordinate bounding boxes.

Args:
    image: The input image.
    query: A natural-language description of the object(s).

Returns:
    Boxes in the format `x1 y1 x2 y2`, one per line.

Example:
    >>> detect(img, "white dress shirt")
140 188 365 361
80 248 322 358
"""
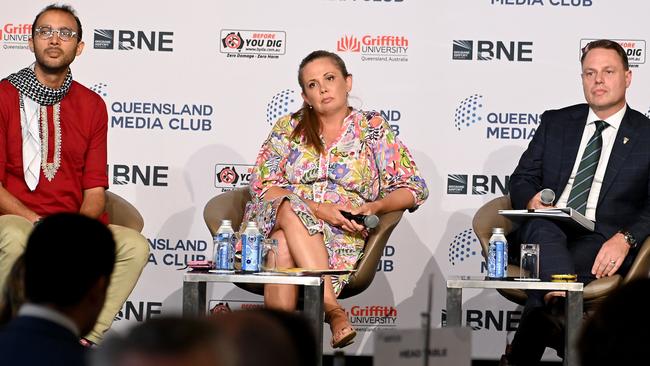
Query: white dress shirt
18 303 80 337
556 105 626 221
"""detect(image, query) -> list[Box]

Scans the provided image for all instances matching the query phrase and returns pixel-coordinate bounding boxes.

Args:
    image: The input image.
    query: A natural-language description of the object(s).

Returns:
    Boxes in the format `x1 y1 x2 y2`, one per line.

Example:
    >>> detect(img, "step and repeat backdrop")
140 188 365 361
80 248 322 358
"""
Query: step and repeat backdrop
3 0 649 360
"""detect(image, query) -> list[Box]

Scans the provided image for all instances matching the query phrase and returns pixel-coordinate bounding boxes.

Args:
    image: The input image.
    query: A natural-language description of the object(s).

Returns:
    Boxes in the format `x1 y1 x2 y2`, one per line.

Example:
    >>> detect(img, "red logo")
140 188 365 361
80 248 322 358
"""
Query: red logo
337 36 360 52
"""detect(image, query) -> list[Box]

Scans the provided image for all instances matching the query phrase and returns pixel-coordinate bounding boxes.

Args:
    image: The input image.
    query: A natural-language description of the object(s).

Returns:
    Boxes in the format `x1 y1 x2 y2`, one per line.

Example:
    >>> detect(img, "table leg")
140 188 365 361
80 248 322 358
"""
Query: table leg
564 290 583 366
446 287 462 327
182 281 206 317
303 280 324 366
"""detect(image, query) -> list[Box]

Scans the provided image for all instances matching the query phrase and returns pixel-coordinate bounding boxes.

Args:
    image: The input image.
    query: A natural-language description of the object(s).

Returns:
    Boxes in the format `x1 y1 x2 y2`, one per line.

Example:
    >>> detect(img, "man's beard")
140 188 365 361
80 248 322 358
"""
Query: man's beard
34 50 75 76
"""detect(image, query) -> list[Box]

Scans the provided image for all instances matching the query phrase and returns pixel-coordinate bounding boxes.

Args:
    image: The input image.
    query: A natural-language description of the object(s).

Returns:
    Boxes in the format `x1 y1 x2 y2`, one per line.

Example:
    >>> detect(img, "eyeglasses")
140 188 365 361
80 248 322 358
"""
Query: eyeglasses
34 26 78 41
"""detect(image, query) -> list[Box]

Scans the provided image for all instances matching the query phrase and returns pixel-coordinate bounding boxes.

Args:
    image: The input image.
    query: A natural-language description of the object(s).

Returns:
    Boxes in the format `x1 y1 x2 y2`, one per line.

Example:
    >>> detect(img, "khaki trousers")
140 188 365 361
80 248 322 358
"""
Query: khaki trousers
0 215 149 343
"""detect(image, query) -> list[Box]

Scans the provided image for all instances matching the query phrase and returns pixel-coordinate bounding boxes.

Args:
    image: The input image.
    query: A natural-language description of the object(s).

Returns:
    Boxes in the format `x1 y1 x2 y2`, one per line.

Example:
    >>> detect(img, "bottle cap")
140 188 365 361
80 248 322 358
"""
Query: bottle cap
492 227 505 234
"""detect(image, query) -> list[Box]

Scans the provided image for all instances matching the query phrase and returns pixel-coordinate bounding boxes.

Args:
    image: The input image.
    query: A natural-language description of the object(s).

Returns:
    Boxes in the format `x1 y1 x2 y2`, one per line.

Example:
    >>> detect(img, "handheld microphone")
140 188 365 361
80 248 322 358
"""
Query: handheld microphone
540 188 555 205
340 211 380 229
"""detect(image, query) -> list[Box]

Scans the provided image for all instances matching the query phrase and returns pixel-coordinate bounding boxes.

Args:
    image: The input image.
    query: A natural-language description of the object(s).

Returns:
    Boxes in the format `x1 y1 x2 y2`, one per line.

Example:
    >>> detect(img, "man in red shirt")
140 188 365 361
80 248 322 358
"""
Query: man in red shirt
0 4 149 345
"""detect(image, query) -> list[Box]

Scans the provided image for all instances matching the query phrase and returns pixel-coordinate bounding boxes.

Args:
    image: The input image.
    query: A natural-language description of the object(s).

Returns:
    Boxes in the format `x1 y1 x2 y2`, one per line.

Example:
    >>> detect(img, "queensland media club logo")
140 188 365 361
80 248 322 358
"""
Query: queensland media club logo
93 29 174 51
337 34 409 62
266 89 302 125
148 237 208 268
1 23 31 50
448 228 479 266
454 94 539 139
89 82 108 98
220 30 286 59
215 164 254 192
447 174 510 196
580 38 646 68
452 39 533 62
490 0 593 7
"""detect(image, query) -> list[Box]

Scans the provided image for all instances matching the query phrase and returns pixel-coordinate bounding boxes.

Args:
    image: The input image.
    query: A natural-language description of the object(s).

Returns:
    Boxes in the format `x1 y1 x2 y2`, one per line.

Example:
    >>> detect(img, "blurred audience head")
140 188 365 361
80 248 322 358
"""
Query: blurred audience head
24 213 116 335
95 317 229 366
578 278 650 366
0 255 25 325
212 309 302 366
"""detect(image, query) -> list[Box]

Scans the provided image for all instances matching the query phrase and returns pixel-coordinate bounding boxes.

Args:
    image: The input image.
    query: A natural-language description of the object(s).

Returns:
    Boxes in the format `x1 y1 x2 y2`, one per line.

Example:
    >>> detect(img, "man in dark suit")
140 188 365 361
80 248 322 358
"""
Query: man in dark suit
0 213 116 366
507 39 650 365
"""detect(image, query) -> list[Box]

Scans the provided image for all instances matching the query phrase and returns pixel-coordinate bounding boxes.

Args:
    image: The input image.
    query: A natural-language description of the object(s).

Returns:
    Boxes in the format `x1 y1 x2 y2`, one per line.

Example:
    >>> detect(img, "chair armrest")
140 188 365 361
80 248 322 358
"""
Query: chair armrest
472 196 516 257
623 236 650 284
203 188 251 236
340 210 404 299
105 191 144 232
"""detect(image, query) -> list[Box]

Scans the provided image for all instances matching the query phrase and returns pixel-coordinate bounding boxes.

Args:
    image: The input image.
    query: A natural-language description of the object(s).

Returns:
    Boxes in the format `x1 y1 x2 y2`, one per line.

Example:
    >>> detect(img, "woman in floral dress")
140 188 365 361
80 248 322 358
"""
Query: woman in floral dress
244 50 428 348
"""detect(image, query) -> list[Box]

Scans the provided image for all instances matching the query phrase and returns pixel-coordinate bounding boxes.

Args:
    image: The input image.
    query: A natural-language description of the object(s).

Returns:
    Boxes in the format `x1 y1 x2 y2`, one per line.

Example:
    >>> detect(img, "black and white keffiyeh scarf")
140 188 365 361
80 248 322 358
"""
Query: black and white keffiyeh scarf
5 66 72 105
3 65 71 187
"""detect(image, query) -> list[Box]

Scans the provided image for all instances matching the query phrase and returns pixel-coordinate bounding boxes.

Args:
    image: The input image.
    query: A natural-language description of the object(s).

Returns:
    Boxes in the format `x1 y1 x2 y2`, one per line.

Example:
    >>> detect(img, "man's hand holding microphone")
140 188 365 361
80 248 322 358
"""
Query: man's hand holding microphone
526 188 556 210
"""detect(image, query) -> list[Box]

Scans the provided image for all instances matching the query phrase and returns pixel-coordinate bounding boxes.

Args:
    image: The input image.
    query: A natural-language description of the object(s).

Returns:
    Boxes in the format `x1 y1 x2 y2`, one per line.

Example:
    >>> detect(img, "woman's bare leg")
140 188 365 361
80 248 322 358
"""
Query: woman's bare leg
264 229 298 311
264 201 352 338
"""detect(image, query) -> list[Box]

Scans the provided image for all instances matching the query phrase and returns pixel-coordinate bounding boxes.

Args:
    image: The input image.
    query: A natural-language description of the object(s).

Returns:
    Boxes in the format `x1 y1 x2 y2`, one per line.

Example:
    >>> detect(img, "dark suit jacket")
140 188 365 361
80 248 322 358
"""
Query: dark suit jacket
510 103 650 247
0 315 86 366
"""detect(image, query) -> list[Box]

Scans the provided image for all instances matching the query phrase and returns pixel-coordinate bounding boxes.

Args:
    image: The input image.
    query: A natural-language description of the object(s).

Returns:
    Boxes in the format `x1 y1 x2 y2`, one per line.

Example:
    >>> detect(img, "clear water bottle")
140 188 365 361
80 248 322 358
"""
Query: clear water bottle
488 227 508 278
241 221 262 272
214 219 234 270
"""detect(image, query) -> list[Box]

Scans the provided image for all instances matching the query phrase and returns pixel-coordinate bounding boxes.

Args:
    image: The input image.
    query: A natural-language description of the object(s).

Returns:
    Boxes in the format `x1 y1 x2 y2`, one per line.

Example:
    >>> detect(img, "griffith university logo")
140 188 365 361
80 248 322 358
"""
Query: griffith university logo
1 23 31 50
337 36 361 52
448 228 479 266
266 89 301 125
336 34 409 62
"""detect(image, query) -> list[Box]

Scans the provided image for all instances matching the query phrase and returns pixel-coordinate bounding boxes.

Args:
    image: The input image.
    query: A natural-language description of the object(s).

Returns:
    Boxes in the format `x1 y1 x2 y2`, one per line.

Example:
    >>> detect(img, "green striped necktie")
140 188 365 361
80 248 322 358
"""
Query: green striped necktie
567 120 609 215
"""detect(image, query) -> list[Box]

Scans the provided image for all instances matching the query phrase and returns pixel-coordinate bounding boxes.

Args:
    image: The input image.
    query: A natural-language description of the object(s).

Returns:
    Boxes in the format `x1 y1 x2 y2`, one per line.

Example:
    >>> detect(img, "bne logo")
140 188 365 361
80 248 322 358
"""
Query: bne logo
94 29 173 51
453 40 533 62
447 174 510 195
441 308 521 331
108 164 169 187
115 301 162 322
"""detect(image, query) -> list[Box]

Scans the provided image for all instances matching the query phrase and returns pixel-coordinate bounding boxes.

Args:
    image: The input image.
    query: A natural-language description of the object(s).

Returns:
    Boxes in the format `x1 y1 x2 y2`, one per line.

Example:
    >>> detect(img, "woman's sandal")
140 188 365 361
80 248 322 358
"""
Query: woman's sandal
325 307 357 348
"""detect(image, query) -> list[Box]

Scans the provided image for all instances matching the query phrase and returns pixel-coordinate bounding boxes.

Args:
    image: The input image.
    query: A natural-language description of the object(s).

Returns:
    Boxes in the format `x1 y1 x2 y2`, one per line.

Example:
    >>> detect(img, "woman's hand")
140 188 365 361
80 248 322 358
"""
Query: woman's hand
348 201 380 216
315 202 365 234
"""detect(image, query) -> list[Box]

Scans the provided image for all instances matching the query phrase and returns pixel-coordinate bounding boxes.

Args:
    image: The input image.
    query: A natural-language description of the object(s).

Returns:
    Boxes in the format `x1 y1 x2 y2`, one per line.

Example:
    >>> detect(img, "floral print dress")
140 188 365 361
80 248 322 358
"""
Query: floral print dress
243 109 428 294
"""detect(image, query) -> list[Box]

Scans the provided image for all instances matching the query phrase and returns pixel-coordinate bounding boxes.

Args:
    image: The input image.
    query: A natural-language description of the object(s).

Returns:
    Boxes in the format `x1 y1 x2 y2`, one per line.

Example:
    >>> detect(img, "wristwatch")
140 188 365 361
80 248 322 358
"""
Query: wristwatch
618 230 638 249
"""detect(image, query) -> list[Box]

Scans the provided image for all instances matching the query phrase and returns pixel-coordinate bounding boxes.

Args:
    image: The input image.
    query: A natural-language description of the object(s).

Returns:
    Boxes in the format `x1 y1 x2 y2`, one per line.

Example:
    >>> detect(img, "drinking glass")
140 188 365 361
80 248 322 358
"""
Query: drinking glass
520 244 540 279
260 238 279 272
